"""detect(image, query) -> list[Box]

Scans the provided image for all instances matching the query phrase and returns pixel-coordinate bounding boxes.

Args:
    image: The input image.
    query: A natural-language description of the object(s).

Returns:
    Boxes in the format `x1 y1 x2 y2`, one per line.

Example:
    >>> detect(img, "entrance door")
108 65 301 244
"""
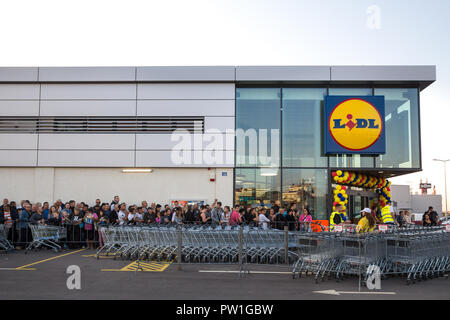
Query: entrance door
347 189 378 221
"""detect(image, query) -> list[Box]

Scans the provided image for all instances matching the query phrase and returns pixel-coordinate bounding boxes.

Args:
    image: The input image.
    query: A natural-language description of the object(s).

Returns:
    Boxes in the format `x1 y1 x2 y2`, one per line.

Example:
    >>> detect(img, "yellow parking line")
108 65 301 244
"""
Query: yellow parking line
101 260 171 272
15 249 86 270
0 268 36 271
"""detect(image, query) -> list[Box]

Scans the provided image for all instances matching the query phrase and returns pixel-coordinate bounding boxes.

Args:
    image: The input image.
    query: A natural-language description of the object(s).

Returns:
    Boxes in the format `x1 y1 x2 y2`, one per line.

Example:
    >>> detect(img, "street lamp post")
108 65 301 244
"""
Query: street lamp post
433 159 450 217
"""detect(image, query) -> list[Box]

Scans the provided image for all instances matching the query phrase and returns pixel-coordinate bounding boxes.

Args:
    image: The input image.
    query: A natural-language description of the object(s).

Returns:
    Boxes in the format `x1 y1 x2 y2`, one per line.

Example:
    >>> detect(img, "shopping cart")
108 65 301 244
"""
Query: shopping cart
96 224 298 265
26 224 66 253
292 232 342 283
334 233 387 284
386 226 450 284
0 224 14 252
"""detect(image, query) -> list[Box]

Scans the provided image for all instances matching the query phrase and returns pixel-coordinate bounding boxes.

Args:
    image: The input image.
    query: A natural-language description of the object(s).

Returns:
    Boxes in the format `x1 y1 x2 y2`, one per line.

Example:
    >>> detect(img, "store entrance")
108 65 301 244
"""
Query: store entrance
347 189 378 222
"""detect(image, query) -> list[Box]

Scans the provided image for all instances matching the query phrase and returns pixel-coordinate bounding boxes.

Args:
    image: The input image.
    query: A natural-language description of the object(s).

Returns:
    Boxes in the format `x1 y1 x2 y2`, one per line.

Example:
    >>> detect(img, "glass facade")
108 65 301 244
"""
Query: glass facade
235 168 280 207
282 169 328 220
282 88 327 167
374 88 420 169
234 86 422 219
236 88 280 167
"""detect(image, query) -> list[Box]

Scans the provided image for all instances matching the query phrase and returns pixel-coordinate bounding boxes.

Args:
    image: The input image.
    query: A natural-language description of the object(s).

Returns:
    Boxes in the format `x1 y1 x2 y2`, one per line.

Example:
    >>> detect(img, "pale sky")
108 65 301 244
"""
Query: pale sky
0 0 449 209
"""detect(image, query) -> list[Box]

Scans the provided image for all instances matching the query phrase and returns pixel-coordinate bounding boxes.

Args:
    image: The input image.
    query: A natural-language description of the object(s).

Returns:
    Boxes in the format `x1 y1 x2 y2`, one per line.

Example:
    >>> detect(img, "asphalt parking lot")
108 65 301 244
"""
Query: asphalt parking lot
0 249 449 300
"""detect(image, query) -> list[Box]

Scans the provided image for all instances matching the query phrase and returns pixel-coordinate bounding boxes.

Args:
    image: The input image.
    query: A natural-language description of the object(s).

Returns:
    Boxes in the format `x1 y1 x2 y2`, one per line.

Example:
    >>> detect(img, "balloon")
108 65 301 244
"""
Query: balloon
337 170 342 176
341 186 346 191
336 185 341 191
334 176 339 181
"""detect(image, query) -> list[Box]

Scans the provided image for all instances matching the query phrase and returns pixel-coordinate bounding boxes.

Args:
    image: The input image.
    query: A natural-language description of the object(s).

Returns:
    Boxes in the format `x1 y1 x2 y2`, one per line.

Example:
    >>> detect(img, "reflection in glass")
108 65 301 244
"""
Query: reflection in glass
235 168 281 207
282 169 328 220
374 88 420 168
328 88 374 168
236 88 281 167
282 88 327 167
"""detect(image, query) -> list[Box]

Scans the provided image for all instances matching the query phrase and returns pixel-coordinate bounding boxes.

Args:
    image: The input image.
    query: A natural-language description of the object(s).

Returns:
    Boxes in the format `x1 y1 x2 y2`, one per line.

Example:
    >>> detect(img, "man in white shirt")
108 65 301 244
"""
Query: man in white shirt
258 208 271 229
127 207 137 224
118 209 126 225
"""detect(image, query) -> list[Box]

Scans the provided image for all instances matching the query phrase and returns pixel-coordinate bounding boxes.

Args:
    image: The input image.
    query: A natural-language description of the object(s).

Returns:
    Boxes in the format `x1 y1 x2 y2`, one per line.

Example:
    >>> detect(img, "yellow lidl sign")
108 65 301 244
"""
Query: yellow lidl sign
324 96 385 154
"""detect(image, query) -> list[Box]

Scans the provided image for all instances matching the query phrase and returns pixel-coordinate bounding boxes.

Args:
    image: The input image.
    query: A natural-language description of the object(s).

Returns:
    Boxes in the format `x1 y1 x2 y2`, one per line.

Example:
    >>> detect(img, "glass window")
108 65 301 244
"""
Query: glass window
235 168 281 207
282 88 327 167
236 88 281 167
374 88 420 168
282 169 328 220
328 88 375 168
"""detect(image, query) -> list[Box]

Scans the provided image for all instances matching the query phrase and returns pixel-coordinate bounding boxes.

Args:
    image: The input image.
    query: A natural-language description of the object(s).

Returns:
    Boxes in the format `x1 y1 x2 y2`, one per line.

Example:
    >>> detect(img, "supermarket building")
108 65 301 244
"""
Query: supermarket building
0 66 435 220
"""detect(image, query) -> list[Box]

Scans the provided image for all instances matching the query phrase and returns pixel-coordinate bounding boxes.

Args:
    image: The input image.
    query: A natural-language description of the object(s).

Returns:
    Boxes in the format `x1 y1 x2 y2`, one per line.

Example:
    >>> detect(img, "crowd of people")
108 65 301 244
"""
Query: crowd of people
0 196 442 250
0 197 315 250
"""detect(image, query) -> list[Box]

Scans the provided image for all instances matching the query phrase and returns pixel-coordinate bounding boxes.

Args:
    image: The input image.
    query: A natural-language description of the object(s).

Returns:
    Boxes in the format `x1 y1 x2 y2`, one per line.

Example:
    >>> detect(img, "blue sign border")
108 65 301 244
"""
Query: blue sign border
324 95 386 155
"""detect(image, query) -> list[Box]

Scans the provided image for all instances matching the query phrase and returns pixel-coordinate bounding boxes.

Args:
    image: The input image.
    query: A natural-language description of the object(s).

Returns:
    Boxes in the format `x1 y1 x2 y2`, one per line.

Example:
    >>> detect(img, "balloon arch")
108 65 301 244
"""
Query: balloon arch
331 170 392 213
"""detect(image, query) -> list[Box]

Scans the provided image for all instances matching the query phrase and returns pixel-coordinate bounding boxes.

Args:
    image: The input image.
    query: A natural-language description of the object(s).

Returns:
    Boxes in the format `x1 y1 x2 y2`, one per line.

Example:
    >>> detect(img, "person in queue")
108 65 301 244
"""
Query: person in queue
356 208 376 233
380 201 395 226
329 204 348 231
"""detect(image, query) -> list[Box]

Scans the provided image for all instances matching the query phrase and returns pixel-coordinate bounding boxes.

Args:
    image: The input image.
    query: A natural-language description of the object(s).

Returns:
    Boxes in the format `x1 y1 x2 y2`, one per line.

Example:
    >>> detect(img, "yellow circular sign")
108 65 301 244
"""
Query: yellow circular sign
329 98 383 151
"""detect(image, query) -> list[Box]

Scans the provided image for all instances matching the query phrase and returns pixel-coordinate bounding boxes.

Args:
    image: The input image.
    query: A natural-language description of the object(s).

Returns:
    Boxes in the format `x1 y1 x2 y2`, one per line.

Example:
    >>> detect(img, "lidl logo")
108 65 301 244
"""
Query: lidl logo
324 96 385 154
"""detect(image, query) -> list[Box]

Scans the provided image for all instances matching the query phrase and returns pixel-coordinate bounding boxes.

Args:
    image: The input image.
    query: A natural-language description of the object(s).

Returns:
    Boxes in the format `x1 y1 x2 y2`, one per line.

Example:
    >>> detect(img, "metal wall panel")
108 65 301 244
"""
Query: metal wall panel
0 67 38 82
41 83 136 100
38 134 135 150
137 100 234 116
0 134 38 149
0 150 37 166
39 67 136 82
0 84 40 100
0 101 40 116
137 83 235 100
204 116 235 132
40 100 136 116
330 66 436 81
236 66 331 81
137 66 235 81
136 150 234 167
136 133 235 150
37 150 135 167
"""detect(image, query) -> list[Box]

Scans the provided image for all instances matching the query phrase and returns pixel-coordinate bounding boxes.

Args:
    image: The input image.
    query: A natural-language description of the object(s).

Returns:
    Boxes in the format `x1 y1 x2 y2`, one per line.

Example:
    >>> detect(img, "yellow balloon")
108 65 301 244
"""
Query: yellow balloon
336 170 342 176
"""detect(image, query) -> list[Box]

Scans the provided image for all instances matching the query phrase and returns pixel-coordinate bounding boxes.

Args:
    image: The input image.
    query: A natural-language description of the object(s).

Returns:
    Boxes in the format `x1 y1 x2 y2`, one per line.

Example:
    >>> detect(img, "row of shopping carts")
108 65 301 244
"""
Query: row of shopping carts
292 225 450 285
0 224 14 252
96 224 298 264
25 224 67 253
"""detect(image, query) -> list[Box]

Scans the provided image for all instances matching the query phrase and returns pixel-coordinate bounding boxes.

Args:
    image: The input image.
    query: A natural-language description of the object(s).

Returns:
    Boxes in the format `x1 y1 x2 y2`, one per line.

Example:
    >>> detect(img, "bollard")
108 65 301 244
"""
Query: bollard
284 225 289 264
177 225 182 271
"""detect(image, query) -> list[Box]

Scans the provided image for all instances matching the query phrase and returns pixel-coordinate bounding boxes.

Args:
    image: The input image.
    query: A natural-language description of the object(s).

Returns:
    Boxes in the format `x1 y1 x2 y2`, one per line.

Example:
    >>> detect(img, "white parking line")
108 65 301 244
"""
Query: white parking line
199 270 292 274
314 289 396 296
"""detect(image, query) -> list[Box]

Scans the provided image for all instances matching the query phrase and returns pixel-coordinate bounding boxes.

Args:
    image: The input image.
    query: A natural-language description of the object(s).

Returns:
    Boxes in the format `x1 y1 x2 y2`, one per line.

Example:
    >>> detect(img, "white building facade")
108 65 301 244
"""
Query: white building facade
0 66 436 217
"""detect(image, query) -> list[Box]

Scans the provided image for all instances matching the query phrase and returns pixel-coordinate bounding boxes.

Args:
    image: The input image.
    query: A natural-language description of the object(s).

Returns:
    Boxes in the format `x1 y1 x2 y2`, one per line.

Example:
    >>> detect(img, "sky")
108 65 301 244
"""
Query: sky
0 0 449 209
